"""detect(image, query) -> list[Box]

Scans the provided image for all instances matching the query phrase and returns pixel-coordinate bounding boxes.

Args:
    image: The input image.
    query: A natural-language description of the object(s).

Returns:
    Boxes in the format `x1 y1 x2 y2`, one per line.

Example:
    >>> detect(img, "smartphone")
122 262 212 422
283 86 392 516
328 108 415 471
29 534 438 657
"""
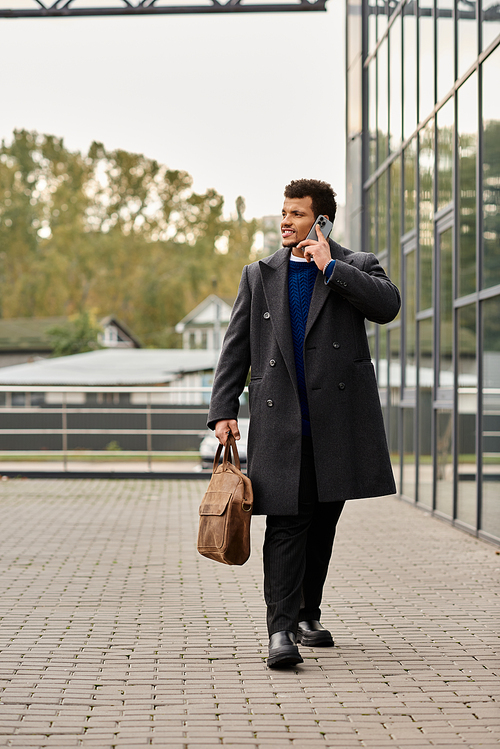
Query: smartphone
306 214 333 242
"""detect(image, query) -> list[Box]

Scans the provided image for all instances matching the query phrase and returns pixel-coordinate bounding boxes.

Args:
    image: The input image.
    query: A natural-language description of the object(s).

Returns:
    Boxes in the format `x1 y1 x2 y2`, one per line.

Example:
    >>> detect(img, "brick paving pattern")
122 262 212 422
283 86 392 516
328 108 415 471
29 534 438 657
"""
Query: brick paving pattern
0 478 498 748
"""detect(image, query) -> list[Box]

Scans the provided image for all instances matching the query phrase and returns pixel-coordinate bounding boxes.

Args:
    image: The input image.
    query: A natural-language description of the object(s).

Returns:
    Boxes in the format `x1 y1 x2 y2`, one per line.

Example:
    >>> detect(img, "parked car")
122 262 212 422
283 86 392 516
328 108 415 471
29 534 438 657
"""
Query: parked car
199 418 249 470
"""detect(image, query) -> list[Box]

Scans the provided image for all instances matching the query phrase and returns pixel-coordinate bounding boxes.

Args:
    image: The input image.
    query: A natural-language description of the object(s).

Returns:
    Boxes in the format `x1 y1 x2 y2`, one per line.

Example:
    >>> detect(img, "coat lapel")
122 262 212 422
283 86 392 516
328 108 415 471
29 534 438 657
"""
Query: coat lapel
259 241 352 385
305 240 349 338
259 248 298 394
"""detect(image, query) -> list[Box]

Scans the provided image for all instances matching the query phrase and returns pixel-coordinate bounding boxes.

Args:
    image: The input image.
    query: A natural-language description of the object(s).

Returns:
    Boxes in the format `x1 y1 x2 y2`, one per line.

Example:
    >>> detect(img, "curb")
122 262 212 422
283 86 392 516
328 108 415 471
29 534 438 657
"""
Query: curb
0 470 211 480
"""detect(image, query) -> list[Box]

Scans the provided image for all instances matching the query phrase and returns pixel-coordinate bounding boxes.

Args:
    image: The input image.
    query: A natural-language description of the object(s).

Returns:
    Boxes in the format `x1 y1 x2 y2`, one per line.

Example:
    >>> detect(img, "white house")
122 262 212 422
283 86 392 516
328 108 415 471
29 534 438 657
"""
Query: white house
175 294 233 351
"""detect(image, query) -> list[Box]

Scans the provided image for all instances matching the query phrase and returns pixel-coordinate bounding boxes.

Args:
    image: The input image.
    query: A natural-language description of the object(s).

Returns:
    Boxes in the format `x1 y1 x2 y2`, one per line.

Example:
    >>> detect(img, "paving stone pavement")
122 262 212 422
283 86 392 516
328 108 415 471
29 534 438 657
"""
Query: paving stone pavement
0 478 498 749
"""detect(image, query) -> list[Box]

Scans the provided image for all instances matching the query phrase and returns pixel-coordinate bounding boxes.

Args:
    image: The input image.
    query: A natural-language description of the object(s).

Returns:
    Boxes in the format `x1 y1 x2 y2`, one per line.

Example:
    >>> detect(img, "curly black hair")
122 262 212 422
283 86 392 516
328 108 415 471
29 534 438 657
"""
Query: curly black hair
284 179 337 223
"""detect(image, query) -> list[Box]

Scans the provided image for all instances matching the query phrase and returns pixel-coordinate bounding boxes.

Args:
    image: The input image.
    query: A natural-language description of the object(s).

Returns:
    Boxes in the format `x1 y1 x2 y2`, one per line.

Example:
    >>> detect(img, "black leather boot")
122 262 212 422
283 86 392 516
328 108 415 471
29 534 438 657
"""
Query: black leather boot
296 620 334 647
267 630 303 668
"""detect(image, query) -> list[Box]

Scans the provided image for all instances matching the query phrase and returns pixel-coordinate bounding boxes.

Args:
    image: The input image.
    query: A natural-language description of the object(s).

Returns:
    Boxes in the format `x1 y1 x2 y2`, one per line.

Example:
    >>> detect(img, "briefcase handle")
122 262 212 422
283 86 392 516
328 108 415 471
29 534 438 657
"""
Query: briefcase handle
213 432 241 472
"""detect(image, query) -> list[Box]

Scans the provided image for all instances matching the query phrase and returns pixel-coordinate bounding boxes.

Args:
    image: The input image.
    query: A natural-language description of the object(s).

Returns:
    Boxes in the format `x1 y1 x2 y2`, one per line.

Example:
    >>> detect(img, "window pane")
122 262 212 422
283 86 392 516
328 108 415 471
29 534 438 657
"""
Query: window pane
482 47 500 289
377 0 389 40
402 408 416 499
369 58 378 174
404 139 417 233
378 38 389 164
390 326 401 491
419 0 435 120
457 304 477 528
405 250 416 389
347 0 363 67
348 56 363 138
437 0 455 101
378 327 389 416
389 14 402 153
369 181 377 255
418 318 434 508
347 135 363 214
436 409 454 516
367 321 376 354
12 392 26 407
403 2 417 139
482 0 500 50
458 73 478 297
378 169 388 252
369 3 377 53
349 210 362 252
420 120 434 311
458 0 478 79
481 295 500 539
439 227 453 392
390 158 401 290
437 98 454 211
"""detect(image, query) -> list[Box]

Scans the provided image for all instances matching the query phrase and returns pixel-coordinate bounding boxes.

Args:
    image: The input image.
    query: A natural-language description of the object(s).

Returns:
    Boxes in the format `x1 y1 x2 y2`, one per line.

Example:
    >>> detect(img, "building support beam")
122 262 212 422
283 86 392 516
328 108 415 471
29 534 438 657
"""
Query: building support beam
0 0 326 18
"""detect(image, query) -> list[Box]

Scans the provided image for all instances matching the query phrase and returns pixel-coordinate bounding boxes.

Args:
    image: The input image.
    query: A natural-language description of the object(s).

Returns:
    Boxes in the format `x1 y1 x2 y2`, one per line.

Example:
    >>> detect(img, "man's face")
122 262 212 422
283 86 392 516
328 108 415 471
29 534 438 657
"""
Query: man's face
281 196 316 251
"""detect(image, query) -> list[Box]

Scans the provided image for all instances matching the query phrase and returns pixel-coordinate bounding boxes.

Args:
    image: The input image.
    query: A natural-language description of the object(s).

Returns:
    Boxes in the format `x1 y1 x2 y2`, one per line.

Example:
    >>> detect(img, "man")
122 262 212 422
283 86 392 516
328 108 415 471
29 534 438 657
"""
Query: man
207 179 400 668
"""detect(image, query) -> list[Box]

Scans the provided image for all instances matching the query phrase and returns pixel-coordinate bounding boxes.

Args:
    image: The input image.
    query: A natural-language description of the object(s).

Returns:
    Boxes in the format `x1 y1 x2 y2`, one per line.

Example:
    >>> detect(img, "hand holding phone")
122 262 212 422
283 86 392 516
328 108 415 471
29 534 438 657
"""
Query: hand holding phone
305 214 333 242
298 214 333 270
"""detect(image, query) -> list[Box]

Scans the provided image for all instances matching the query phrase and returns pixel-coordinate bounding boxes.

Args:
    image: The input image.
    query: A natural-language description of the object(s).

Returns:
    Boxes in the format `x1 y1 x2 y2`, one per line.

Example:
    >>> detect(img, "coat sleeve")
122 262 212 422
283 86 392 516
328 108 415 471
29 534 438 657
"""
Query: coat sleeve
207 266 252 430
326 252 401 324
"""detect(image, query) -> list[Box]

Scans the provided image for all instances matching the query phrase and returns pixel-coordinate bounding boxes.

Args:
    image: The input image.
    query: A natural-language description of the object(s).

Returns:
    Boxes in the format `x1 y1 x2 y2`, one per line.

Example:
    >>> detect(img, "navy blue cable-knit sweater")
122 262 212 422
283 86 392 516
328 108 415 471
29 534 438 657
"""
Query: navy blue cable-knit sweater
288 258 318 436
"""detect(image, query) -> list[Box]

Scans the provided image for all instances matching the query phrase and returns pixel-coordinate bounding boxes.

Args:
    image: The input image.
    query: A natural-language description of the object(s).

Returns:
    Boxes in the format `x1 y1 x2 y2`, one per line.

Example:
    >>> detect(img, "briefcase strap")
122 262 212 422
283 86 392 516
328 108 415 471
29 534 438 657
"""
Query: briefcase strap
212 432 241 472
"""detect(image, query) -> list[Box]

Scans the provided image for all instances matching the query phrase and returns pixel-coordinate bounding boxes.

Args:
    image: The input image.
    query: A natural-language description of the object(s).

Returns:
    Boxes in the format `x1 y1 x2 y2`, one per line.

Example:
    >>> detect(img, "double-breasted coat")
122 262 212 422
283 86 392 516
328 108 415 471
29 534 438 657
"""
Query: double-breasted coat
207 239 401 516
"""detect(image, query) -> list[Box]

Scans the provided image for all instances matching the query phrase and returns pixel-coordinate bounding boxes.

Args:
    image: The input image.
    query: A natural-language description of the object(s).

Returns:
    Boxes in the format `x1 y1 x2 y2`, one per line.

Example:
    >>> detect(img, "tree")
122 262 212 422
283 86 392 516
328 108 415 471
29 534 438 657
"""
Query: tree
0 130 258 345
46 311 103 357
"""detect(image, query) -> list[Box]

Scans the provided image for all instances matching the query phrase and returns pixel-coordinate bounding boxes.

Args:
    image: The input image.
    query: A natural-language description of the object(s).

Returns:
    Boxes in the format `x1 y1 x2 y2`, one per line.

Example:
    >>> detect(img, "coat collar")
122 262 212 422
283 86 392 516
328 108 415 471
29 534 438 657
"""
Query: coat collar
259 239 349 270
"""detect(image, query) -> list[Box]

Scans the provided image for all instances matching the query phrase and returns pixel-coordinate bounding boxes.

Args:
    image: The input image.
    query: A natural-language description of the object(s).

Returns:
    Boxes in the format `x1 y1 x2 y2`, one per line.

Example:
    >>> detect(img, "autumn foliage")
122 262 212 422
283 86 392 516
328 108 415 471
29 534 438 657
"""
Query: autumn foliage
0 130 258 346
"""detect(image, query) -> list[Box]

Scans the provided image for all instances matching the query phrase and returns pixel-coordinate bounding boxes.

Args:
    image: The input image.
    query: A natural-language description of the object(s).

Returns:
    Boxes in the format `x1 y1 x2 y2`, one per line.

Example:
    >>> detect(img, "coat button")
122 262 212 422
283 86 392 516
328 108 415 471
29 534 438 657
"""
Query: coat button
263 312 270 319
269 359 276 367
338 382 346 390
333 342 340 349
266 399 274 407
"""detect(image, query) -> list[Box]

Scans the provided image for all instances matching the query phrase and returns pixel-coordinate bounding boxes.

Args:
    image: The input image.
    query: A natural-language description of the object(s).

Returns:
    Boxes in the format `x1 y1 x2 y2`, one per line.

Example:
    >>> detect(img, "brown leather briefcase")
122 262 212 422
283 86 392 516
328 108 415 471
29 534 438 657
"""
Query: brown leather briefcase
197 433 253 565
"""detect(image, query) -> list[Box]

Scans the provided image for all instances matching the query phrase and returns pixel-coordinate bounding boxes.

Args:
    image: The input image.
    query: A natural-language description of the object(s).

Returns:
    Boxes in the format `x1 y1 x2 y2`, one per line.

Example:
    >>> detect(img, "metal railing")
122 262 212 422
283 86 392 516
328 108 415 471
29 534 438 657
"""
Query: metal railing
0 385 235 472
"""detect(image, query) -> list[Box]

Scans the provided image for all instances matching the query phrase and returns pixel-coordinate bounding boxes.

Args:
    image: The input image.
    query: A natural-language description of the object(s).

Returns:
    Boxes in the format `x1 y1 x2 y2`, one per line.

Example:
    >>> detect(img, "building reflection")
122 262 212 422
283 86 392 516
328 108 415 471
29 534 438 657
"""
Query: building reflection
346 0 500 543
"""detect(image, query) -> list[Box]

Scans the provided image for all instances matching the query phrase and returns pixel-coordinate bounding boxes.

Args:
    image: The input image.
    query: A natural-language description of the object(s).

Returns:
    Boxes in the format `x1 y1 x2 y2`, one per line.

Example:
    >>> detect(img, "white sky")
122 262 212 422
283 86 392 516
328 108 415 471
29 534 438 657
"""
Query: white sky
0 3 346 219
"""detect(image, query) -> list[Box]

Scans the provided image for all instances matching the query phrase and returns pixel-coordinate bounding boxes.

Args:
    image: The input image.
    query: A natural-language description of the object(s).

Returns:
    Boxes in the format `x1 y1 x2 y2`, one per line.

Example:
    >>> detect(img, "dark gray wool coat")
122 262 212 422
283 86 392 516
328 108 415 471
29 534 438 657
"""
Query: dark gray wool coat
207 239 401 516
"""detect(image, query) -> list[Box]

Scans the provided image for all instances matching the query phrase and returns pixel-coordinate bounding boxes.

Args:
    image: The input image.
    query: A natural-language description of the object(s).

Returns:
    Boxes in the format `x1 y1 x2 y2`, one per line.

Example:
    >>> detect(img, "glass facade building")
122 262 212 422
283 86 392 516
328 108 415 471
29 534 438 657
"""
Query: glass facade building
346 0 500 543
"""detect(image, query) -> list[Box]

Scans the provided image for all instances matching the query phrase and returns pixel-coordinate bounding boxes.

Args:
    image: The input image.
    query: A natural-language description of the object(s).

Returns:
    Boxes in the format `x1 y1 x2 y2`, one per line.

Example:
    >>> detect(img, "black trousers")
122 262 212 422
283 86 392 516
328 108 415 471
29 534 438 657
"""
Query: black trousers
263 436 345 636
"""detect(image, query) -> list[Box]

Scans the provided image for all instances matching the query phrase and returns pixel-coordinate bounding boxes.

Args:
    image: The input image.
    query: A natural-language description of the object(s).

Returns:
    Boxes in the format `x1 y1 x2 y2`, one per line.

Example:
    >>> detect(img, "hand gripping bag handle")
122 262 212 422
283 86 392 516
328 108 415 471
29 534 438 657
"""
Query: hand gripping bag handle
212 432 241 472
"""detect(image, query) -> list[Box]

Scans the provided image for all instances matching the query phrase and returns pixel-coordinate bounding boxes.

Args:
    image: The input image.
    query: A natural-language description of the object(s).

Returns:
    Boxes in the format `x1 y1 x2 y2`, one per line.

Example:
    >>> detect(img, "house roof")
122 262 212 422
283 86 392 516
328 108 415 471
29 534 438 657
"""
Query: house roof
175 294 234 333
98 316 142 348
0 316 142 352
0 349 219 386
0 317 67 352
